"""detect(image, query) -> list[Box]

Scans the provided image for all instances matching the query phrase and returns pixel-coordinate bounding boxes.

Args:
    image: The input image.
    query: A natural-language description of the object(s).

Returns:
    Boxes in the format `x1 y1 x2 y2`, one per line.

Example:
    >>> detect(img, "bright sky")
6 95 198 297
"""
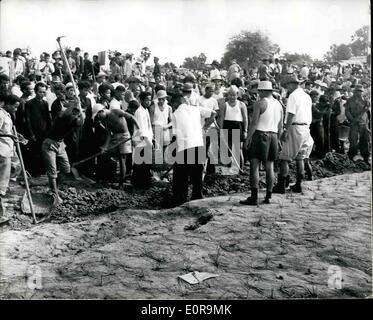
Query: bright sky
0 0 370 65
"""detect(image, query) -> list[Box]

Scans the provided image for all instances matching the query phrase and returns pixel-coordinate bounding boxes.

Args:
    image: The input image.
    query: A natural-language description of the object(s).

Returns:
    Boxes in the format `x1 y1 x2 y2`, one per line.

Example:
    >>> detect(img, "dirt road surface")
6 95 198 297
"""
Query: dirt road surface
0 171 371 299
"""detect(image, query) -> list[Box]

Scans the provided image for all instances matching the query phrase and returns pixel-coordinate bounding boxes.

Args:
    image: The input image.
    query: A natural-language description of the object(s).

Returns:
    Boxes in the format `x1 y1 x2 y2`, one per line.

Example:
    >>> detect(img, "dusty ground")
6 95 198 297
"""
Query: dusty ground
0 167 371 299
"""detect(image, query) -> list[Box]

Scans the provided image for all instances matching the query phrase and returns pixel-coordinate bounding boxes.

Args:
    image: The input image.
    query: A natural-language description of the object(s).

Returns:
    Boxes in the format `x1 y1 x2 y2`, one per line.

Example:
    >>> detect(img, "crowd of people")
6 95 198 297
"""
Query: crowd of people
0 46 371 223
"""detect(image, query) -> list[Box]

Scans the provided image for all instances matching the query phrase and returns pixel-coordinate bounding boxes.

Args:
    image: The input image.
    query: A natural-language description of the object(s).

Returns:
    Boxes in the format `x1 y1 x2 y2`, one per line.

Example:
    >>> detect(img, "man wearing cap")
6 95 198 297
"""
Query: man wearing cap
182 82 200 106
258 58 273 82
345 84 371 164
240 81 283 205
149 90 172 148
273 74 313 194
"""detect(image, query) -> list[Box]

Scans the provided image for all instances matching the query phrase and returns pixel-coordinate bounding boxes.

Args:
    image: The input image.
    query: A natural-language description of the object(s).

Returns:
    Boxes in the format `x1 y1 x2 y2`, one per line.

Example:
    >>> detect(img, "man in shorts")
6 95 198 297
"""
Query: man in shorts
273 74 313 194
240 81 283 205
94 104 139 186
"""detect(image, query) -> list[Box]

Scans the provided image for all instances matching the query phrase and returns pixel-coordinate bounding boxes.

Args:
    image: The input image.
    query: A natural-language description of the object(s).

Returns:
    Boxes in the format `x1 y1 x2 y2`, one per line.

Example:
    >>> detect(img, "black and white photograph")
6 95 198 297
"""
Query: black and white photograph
0 0 371 306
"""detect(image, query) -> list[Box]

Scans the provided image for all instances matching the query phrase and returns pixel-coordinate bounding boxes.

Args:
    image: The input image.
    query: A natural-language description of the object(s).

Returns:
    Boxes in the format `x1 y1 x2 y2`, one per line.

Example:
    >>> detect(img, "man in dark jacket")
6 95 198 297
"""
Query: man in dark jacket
25 82 51 175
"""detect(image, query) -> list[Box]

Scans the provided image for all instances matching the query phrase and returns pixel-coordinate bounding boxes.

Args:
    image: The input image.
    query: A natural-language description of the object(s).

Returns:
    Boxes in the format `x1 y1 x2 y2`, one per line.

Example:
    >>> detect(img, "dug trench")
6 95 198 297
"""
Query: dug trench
0 152 371 299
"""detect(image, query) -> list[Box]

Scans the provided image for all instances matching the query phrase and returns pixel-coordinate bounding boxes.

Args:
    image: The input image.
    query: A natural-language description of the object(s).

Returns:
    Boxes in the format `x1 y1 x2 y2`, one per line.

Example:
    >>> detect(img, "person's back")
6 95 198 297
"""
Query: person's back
106 109 129 134
286 87 312 125
256 96 282 132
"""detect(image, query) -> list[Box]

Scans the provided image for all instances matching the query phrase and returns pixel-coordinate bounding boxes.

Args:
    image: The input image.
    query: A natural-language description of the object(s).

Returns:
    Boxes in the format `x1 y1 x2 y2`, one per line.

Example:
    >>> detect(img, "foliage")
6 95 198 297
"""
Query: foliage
282 52 313 65
324 25 370 62
221 30 279 69
181 53 207 70
324 43 352 62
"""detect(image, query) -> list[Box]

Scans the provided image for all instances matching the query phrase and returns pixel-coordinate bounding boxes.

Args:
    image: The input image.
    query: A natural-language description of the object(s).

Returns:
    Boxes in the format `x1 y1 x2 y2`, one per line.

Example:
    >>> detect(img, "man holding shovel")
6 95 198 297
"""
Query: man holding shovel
0 94 26 224
42 104 83 202
93 103 140 186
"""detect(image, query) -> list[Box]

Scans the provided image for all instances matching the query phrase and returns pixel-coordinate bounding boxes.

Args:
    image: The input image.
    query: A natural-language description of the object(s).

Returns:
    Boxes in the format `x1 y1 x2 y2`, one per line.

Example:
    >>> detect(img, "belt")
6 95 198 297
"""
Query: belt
292 123 307 126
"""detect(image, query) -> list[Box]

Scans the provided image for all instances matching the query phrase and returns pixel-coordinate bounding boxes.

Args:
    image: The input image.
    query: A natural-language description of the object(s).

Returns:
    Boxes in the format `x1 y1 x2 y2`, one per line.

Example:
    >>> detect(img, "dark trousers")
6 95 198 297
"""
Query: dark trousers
348 124 371 160
222 120 242 157
172 147 205 205
27 140 45 176
310 122 325 159
131 163 152 188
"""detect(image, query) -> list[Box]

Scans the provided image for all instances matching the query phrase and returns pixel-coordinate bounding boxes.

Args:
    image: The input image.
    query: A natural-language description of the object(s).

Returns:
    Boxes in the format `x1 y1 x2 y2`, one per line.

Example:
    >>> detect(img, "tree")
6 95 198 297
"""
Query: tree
182 53 208 70
350 25 370 56
282 52 313 65
324 43 352 62
221 30 279 69
163 62 177 70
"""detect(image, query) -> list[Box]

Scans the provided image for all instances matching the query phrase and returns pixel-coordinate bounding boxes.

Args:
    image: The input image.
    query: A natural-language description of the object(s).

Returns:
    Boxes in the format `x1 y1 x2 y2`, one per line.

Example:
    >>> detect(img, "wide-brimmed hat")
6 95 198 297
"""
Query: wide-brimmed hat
258 81 273 91
51 75 62 83
182 83 193 92
92 103 106 120
156 90 168 99
283 74 304 84
97 72 107 78
211 74 222 81
52 51 61 59
65 82 74 90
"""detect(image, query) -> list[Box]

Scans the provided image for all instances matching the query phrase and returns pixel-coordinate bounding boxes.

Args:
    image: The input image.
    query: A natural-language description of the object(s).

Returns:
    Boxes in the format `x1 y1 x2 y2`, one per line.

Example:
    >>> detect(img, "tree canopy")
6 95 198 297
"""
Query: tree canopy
324 25 370 62
282 52 314 65
221 30 279 68
181 53 207 70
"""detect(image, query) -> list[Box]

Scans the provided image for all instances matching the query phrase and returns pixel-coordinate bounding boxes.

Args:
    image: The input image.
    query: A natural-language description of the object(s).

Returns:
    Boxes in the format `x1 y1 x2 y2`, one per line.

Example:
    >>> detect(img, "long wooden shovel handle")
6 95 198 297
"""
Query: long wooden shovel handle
71 136 132 167
13 127 37 224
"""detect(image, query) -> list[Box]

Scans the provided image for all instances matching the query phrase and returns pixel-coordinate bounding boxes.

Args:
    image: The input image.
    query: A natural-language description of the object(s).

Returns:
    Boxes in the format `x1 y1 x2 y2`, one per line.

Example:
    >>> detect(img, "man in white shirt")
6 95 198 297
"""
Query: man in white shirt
9 49 25 82
171 94 216 205
131 91 153 188
198 83 219 174
273 74 313 194
109 85 126 110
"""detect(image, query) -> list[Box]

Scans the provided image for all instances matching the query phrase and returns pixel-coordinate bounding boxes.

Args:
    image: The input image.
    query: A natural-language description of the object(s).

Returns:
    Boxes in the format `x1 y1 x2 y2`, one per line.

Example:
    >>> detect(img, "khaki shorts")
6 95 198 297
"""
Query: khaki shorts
279 125 313 161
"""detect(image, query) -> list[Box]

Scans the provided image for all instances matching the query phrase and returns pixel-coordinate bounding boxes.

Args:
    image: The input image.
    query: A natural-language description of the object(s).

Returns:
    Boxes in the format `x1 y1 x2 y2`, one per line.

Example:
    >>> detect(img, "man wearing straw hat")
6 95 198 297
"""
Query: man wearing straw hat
272 74 313 194
345 84 371 164
240 81 283 205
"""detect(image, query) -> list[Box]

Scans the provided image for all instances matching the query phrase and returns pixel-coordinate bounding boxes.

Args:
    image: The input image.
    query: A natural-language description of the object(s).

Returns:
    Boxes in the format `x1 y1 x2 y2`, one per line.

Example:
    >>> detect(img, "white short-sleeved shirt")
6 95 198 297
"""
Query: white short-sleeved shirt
109 98 122 110
133 105 153 143
0 108 14 157
285 87 312 125
198 96 218 127
172 104 212 152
